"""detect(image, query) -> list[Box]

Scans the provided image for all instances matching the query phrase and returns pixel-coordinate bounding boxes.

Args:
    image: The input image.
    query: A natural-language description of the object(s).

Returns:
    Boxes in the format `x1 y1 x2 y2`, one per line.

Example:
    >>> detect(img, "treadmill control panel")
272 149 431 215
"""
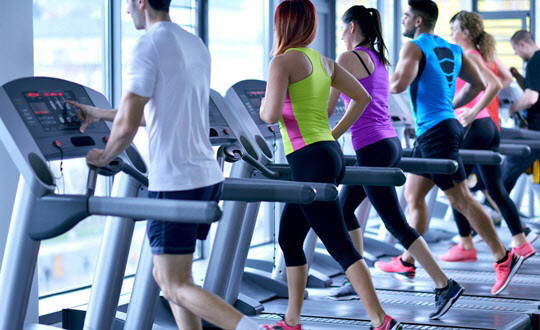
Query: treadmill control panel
209 92 237 145
22 91 82 131
3 78 111 161
388 92 413 127
239 90 281 140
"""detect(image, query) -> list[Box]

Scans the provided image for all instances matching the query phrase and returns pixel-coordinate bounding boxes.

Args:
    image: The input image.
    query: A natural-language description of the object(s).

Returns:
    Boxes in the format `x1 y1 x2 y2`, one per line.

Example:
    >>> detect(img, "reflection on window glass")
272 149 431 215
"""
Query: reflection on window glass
34 0 104 93
33 0 107 296
478 0 530 11
209 0 267 94
120 0 203 270
335 0 376 57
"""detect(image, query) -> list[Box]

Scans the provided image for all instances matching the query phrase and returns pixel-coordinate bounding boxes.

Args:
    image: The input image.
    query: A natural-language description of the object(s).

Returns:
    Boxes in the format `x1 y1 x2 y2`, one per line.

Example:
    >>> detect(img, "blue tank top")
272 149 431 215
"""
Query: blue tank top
409 34 463 136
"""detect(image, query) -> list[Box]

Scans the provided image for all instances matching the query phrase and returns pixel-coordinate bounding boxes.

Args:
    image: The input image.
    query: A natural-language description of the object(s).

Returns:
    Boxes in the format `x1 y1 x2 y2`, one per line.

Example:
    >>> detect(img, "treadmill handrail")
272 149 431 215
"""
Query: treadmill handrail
498 144 531 157
402 148 502 165
343 155 458 174
28 194 222 240
501 127 540 140
398 158 458 174
265 164 406 186
223 177 337 202
501 139 540 152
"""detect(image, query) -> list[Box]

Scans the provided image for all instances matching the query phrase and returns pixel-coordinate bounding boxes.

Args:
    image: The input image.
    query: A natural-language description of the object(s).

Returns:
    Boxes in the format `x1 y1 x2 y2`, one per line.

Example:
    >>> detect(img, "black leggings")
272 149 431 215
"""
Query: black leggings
454 118 524 237
340 137 420 249
279 141 362 271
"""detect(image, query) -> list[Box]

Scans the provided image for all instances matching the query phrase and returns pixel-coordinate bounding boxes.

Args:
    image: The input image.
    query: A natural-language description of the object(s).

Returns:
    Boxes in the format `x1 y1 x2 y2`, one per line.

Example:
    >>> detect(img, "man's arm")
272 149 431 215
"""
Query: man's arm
510 67 526 90
389 41 422 94
510 89 539 115
453 53 486 109
86 92 148 167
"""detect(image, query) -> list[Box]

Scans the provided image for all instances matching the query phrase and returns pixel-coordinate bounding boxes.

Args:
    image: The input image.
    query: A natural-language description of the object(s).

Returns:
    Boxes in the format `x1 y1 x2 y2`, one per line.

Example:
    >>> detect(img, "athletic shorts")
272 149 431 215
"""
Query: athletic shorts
412 118 467 190
146 182 223 255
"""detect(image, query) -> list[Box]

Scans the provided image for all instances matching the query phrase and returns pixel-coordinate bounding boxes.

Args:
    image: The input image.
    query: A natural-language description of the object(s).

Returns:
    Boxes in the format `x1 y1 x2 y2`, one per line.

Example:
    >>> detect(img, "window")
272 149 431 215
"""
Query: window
208 0 268 95
335 0 376 56
33 0 108 296
477 0 531 11
474 0 533 72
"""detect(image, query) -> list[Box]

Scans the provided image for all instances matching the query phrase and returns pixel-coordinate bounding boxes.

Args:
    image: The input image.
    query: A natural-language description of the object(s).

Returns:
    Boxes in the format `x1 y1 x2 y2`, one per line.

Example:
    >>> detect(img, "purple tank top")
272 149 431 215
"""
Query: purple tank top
341 46 396 150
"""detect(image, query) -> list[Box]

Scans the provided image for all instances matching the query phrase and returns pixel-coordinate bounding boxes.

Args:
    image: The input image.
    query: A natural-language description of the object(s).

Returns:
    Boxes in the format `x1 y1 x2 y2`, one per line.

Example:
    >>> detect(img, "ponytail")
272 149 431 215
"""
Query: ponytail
451 11 496 63
342 6 390 66
476 30 496 63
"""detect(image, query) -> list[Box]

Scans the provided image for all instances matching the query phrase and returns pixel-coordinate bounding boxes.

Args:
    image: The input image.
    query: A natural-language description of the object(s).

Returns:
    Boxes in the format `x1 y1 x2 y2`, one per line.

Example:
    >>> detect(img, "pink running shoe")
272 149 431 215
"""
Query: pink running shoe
492 251 524 294
370 315 402 330
374 256 415 280
512 242 536 260
439 244 477 262
260 320 302 329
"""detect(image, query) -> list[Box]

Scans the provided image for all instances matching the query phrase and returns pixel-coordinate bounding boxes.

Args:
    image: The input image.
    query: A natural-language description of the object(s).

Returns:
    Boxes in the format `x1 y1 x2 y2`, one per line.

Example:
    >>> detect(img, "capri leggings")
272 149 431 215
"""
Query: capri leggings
279 141 362 271
340 137 420 249
453 117 524 237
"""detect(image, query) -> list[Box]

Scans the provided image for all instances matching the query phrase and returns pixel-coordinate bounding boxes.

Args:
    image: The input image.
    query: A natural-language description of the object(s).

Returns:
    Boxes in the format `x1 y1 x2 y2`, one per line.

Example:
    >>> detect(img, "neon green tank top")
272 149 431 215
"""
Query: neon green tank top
278 47 335 155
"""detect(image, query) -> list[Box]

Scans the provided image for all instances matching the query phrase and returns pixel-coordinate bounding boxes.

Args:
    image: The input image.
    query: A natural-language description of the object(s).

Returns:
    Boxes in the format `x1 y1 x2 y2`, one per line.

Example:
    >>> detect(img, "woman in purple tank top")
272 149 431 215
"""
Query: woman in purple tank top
328 6 461 319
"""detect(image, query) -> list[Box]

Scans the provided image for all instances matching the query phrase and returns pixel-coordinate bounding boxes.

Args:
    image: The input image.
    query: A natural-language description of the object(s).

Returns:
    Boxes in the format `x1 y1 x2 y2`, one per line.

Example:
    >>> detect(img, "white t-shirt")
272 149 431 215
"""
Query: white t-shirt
125 21 223 191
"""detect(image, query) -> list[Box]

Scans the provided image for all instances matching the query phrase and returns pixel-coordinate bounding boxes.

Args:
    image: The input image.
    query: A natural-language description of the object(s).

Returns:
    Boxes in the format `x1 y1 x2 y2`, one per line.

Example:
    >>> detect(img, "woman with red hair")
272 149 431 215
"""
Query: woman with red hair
259 1 401 329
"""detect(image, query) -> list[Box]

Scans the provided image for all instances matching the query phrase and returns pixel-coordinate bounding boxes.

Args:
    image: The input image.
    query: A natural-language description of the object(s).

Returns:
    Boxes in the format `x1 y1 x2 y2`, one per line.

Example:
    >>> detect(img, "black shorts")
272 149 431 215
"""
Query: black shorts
412 118 467 190
146 182 223 255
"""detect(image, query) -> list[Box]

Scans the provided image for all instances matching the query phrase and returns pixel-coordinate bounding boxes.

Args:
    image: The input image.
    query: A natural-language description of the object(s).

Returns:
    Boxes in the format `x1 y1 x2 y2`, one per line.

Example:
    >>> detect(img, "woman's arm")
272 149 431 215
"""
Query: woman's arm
260 56 289 124
330 61 372 140
456 53 502 126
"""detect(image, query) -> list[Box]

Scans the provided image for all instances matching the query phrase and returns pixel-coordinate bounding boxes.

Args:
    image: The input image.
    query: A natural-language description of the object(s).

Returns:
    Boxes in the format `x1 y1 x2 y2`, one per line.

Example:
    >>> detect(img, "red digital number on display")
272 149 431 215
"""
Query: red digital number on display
26 92 40 98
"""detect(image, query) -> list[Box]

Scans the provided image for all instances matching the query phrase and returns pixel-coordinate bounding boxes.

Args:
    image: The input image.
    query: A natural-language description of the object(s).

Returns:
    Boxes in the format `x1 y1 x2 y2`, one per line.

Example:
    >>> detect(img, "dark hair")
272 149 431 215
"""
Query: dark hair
408 0 438 29
148 0 171 13
450 11 496 62
511 30 535 45
272 0 317 56
342 6 390 66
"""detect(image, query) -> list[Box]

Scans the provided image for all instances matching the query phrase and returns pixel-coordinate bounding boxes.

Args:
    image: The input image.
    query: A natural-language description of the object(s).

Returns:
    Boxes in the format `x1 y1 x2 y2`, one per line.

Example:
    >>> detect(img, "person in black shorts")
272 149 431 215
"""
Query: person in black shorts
376 0 524 295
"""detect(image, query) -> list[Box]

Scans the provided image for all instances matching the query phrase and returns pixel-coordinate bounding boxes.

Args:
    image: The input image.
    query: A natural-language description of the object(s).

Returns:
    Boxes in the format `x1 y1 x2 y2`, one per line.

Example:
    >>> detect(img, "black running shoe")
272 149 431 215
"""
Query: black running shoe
429 278 464 320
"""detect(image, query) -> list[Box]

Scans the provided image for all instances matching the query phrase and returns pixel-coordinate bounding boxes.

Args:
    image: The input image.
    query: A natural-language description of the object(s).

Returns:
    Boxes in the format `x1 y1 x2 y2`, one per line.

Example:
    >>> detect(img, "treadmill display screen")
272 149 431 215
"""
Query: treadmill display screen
240 90 266 125
21 90 82 131
209 98 228 127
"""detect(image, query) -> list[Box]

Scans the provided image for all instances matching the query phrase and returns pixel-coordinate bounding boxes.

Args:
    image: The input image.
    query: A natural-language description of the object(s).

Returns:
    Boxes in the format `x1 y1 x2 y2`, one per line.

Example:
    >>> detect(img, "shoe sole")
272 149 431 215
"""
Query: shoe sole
374 263 415 282
391 323 403 330
439 257 477 262
492 256 525 295
520 250 536 260
327 294 358 301
429 286 464 320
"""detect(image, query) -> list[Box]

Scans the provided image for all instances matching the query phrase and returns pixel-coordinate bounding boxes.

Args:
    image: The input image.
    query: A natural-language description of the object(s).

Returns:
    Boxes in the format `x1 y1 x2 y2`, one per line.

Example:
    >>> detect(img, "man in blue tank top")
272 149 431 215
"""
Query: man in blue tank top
377 0 524 296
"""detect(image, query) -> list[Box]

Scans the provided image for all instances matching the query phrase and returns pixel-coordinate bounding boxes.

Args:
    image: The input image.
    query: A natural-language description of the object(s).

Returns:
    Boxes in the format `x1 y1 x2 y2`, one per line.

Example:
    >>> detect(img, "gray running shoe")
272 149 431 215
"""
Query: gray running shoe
328 281 358 300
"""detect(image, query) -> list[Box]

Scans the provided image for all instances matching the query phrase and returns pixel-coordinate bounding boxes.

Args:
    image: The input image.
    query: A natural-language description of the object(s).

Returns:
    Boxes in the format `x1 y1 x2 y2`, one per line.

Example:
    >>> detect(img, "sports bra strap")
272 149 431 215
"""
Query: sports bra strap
352 51 371 76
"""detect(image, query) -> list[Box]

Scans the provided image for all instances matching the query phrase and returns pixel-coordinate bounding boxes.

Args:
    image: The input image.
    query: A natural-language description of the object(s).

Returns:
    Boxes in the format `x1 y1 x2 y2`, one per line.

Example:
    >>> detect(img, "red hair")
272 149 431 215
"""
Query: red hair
272 0 318 56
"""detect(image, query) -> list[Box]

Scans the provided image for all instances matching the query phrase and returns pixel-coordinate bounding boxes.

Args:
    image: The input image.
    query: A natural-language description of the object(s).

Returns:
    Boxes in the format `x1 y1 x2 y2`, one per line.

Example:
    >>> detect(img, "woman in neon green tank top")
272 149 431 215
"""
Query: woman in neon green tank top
259 1 401 330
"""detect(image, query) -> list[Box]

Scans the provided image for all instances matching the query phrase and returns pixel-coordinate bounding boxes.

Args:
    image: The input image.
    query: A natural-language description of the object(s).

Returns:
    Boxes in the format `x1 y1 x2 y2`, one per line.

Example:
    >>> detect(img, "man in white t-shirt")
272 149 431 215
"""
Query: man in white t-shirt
68 1 259 329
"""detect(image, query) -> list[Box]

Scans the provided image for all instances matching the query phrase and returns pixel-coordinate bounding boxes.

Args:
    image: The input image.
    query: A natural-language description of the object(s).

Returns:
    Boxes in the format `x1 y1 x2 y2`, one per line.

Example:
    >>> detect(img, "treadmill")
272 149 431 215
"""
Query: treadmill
62 89 338 330
0 77 224 330
210 80 535 329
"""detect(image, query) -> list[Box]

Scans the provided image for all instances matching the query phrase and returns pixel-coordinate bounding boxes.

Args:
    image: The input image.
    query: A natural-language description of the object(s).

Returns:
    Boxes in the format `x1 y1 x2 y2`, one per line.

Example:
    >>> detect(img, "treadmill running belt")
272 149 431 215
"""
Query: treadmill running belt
262 298 531 329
